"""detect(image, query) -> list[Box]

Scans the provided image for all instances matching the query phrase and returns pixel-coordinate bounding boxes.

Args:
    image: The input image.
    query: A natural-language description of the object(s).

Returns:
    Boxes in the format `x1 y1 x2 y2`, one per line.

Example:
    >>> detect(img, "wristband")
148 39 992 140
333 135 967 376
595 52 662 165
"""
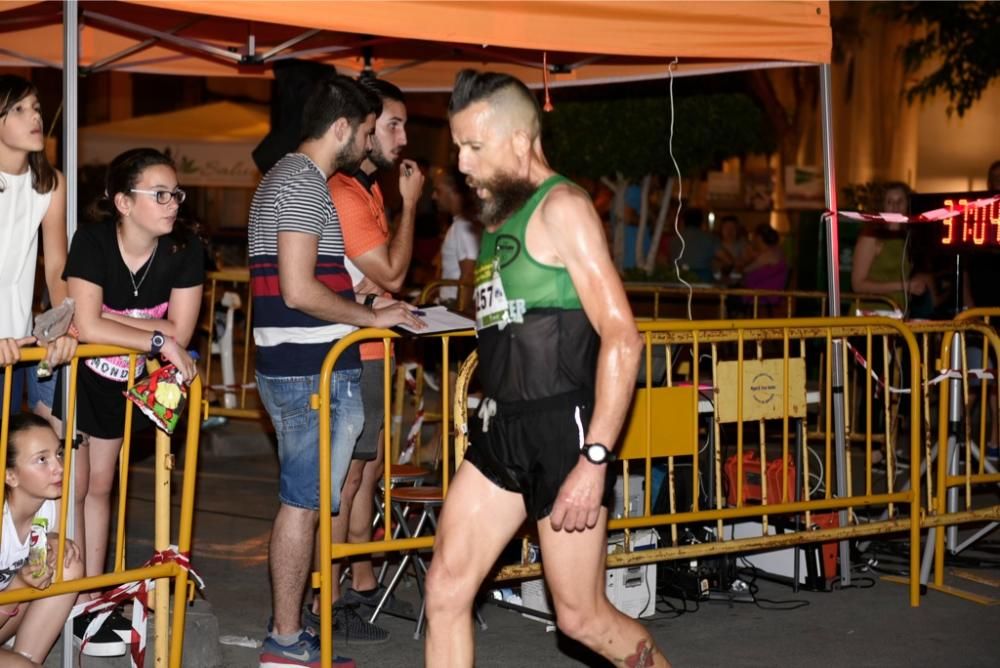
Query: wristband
364 294 377 310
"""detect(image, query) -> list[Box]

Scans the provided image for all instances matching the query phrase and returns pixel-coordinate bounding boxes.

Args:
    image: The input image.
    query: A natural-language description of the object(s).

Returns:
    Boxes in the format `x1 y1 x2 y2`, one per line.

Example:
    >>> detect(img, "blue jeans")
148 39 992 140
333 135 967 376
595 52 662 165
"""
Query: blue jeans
257 369 364 513
0 362 57 416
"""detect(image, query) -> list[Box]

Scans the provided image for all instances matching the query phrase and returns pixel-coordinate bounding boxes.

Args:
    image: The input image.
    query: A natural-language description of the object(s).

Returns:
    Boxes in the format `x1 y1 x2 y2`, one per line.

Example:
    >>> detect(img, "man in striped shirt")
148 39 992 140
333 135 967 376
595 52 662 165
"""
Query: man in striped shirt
249 76 422 668
327 78 423 632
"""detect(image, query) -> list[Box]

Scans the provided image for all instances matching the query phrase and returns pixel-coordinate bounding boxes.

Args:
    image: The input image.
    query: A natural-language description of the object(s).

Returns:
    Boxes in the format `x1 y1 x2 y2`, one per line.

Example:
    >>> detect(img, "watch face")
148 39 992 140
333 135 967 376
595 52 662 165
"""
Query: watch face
586 443 607 463
152 334 165 350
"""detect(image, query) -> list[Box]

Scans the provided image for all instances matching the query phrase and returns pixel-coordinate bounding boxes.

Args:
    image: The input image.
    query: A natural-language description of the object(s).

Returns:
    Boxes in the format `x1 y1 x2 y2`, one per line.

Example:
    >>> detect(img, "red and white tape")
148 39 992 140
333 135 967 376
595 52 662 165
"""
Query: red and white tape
832 194 1000 225
72 547 204 668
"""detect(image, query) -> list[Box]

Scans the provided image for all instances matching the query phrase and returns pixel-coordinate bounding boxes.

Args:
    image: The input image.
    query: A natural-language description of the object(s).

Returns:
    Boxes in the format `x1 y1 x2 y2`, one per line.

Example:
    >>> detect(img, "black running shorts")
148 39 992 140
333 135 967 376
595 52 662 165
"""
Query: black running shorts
463 389 615 521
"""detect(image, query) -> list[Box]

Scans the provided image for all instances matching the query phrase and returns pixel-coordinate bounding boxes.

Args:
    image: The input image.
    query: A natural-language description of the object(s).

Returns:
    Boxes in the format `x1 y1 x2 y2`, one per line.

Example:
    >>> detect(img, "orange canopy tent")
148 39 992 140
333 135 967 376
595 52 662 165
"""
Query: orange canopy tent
0 1 830 89
0 0 856 614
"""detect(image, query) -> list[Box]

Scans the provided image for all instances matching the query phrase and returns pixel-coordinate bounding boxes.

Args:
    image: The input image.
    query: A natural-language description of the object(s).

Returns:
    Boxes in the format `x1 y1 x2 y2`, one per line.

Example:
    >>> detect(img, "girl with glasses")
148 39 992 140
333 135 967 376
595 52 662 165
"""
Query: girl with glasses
52 147 203 654
0 74 77 423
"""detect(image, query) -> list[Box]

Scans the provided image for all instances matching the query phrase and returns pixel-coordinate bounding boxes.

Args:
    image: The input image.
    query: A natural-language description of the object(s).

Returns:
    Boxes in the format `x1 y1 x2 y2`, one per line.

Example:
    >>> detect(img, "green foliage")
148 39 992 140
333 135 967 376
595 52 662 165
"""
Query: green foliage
879 2 1000 117
543 93 773 180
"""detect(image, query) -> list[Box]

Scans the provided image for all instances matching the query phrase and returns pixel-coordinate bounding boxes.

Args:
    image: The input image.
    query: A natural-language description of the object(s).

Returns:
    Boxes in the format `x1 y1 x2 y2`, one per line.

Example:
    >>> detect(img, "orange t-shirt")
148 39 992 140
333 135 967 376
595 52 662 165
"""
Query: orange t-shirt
329 172 392 361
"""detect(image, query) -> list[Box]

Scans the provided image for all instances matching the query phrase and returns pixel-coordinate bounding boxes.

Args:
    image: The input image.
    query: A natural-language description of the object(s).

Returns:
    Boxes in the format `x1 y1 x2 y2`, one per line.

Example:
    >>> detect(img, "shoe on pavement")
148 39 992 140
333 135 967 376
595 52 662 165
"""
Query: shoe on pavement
105 606 134 643
259 627 355 667
303 601 390 644
342 585 417 620
72 612 127 657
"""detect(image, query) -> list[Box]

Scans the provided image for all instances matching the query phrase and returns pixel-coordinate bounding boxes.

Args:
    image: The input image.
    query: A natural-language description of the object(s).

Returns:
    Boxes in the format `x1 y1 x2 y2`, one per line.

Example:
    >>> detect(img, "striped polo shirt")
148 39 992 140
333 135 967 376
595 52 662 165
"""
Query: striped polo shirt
248 153 360 375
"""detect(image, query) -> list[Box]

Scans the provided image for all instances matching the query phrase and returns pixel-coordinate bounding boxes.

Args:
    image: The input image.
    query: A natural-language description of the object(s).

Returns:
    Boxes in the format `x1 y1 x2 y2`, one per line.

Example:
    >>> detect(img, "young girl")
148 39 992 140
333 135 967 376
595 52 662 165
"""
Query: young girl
0 413 84 666
0 74 76 419
53 148 203 649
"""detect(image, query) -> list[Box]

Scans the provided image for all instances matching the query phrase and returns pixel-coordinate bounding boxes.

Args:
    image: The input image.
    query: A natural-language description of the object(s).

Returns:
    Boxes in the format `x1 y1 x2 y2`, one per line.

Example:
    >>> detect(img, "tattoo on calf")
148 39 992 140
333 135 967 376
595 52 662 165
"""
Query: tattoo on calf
620 639 657 668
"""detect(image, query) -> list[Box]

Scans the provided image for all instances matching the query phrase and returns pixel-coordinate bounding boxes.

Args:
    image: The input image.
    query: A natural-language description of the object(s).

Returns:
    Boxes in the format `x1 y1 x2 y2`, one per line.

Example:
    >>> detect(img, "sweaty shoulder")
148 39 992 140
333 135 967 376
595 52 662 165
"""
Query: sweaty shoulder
538 182 598 231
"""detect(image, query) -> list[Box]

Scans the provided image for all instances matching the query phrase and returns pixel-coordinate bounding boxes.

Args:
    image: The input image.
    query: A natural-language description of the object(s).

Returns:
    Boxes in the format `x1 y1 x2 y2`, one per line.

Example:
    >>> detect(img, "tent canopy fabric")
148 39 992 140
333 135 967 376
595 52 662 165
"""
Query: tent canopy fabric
0 1 831 90
80 101 268 187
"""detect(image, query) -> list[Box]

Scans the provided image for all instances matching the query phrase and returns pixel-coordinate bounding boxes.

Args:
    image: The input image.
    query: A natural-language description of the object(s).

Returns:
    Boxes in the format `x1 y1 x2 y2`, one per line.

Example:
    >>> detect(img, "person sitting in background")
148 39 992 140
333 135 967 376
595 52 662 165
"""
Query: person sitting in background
713 215 747 280
432 165 479 313
850 182 930 316
669 208 719 283
740 223 789 313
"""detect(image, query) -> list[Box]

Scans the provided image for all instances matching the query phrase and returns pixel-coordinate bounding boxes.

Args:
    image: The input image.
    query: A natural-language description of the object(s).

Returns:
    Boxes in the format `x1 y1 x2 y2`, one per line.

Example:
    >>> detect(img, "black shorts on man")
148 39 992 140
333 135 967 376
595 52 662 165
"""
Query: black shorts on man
463 389 615 521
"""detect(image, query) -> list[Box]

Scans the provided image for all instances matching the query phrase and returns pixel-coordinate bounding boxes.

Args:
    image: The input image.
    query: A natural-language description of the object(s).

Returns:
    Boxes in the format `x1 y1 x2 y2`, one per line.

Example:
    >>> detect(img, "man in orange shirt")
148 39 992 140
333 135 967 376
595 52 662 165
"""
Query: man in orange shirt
324 77 424 640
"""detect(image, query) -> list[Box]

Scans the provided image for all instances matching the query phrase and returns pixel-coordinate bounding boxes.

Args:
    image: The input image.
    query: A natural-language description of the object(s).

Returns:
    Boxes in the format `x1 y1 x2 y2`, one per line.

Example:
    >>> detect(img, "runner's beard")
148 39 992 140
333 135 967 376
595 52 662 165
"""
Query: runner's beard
473 174 537 227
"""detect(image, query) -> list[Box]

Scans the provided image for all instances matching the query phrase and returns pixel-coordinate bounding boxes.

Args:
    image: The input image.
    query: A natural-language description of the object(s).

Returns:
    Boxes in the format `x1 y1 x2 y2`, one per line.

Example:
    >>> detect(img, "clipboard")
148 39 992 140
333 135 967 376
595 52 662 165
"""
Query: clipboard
395 305 476 336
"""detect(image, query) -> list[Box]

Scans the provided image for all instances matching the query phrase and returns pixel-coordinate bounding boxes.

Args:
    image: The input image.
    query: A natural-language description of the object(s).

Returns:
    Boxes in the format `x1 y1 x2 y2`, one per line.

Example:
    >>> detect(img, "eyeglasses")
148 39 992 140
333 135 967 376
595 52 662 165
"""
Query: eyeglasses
130 188 186 205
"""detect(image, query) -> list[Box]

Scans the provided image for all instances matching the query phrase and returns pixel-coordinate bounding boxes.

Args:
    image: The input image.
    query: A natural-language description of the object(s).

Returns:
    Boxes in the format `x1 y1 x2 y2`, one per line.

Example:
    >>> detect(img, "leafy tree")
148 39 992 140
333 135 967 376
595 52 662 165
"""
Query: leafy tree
544 94 772 273
880 1 1000 116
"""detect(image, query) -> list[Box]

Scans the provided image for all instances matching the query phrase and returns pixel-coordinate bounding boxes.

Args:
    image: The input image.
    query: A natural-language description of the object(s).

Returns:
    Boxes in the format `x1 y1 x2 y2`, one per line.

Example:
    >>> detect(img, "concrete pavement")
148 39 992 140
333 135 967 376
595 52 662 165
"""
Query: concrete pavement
43 417 1000 667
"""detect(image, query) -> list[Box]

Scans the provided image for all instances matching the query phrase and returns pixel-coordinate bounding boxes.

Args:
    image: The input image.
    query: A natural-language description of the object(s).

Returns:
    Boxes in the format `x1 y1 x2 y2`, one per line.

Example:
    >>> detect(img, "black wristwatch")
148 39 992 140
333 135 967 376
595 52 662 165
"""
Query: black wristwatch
582 442 615 465
364 294 377 310
150 330 166 355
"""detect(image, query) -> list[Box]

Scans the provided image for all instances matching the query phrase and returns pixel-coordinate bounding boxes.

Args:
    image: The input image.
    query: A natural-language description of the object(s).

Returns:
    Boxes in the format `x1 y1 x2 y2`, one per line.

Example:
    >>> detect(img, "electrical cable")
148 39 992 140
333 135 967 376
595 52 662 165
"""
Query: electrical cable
664 57 693 321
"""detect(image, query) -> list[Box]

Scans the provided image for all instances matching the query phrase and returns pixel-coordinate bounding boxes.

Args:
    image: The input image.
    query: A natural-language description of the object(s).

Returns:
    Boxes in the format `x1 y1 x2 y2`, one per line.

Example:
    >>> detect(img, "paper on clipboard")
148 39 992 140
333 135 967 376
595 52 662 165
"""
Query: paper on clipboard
397 305 475 335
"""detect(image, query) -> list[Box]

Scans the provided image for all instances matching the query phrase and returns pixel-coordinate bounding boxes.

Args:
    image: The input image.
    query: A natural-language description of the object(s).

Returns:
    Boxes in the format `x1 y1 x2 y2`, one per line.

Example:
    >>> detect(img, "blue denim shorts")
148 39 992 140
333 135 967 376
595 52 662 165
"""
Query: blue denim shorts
256 369 364 513
1 362 57 416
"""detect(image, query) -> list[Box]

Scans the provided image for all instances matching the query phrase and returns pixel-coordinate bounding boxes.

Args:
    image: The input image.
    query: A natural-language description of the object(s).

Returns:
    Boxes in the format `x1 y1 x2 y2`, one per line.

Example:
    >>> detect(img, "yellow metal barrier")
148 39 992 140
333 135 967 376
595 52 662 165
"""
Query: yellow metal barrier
0 345 203 667
201 269 262 419
917 311 1000 601
310 317 922 665
625 284 901 320
418 279 473 307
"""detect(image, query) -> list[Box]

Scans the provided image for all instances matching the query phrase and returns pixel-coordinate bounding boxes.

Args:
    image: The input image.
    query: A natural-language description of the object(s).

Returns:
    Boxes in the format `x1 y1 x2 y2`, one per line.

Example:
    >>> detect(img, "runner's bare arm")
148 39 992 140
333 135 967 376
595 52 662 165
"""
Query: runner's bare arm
277 230 423 330
539 186 642 448
536 186 641 531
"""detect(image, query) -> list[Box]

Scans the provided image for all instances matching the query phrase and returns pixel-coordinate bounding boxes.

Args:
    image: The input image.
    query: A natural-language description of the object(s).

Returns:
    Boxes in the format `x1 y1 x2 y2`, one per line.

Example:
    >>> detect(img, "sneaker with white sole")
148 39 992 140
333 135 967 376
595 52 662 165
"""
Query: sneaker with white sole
259 627 355 667
72 612 127 657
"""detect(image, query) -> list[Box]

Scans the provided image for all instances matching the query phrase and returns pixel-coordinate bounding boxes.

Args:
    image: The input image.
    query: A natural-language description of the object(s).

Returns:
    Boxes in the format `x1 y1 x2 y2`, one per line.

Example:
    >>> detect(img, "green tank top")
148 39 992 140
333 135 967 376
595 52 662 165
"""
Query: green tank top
472 174 598 402
863 237 909 312
474 174 581 318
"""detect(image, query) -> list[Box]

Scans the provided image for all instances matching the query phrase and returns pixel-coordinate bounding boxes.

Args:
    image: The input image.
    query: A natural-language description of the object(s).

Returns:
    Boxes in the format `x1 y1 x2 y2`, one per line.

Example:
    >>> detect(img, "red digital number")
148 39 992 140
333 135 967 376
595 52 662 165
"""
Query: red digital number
941 199 955 245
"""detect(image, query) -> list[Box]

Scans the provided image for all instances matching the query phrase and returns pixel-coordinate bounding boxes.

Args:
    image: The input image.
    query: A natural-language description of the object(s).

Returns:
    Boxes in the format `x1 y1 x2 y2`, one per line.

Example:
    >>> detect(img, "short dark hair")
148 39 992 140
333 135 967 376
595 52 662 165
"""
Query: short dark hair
5 413 53 472
754 223 780 248
448 69 540 119
682 208 705 229
300 76 382 142
360 77 405 105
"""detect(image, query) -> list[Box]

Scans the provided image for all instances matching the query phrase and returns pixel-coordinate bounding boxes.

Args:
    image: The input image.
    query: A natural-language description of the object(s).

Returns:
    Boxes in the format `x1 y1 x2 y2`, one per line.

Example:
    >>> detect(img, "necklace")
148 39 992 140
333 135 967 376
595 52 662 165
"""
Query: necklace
126 245 156 297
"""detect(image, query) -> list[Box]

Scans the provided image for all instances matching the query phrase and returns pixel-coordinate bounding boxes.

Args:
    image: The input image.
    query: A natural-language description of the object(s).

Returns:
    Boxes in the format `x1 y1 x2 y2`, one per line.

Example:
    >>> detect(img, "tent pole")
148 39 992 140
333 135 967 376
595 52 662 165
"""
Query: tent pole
61 7 79 668
819 63 852 586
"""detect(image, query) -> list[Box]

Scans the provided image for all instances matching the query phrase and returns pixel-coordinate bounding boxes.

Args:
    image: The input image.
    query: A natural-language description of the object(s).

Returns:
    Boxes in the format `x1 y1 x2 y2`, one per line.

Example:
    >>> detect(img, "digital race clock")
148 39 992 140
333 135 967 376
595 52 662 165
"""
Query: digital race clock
910 190 999 249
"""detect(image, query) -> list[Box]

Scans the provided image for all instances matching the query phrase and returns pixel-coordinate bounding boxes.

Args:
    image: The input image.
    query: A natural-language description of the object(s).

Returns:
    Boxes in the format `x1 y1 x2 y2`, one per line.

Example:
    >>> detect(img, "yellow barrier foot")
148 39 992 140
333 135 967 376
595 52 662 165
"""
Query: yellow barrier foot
950 569 1000 589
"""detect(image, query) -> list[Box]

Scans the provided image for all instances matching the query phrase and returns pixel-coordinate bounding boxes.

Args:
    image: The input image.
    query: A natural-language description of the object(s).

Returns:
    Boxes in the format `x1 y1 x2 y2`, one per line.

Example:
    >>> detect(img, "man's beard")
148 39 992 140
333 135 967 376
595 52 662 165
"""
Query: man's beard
333 129 367 173
368 139 396 171
473 174 537 227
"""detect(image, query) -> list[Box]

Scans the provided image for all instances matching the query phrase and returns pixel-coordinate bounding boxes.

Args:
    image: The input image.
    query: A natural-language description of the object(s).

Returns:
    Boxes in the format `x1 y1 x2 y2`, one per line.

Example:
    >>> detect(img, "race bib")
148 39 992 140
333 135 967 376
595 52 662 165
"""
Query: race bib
474 259 511 331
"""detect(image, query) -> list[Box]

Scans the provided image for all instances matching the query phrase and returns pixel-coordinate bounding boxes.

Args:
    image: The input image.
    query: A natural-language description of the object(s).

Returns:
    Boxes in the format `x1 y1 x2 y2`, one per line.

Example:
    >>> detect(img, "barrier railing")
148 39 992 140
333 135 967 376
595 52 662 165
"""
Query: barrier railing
917 311 1000 600
0 345 203 667
310 318 922 665
201 269 261 420
417 279 473 308
625 284 901 320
